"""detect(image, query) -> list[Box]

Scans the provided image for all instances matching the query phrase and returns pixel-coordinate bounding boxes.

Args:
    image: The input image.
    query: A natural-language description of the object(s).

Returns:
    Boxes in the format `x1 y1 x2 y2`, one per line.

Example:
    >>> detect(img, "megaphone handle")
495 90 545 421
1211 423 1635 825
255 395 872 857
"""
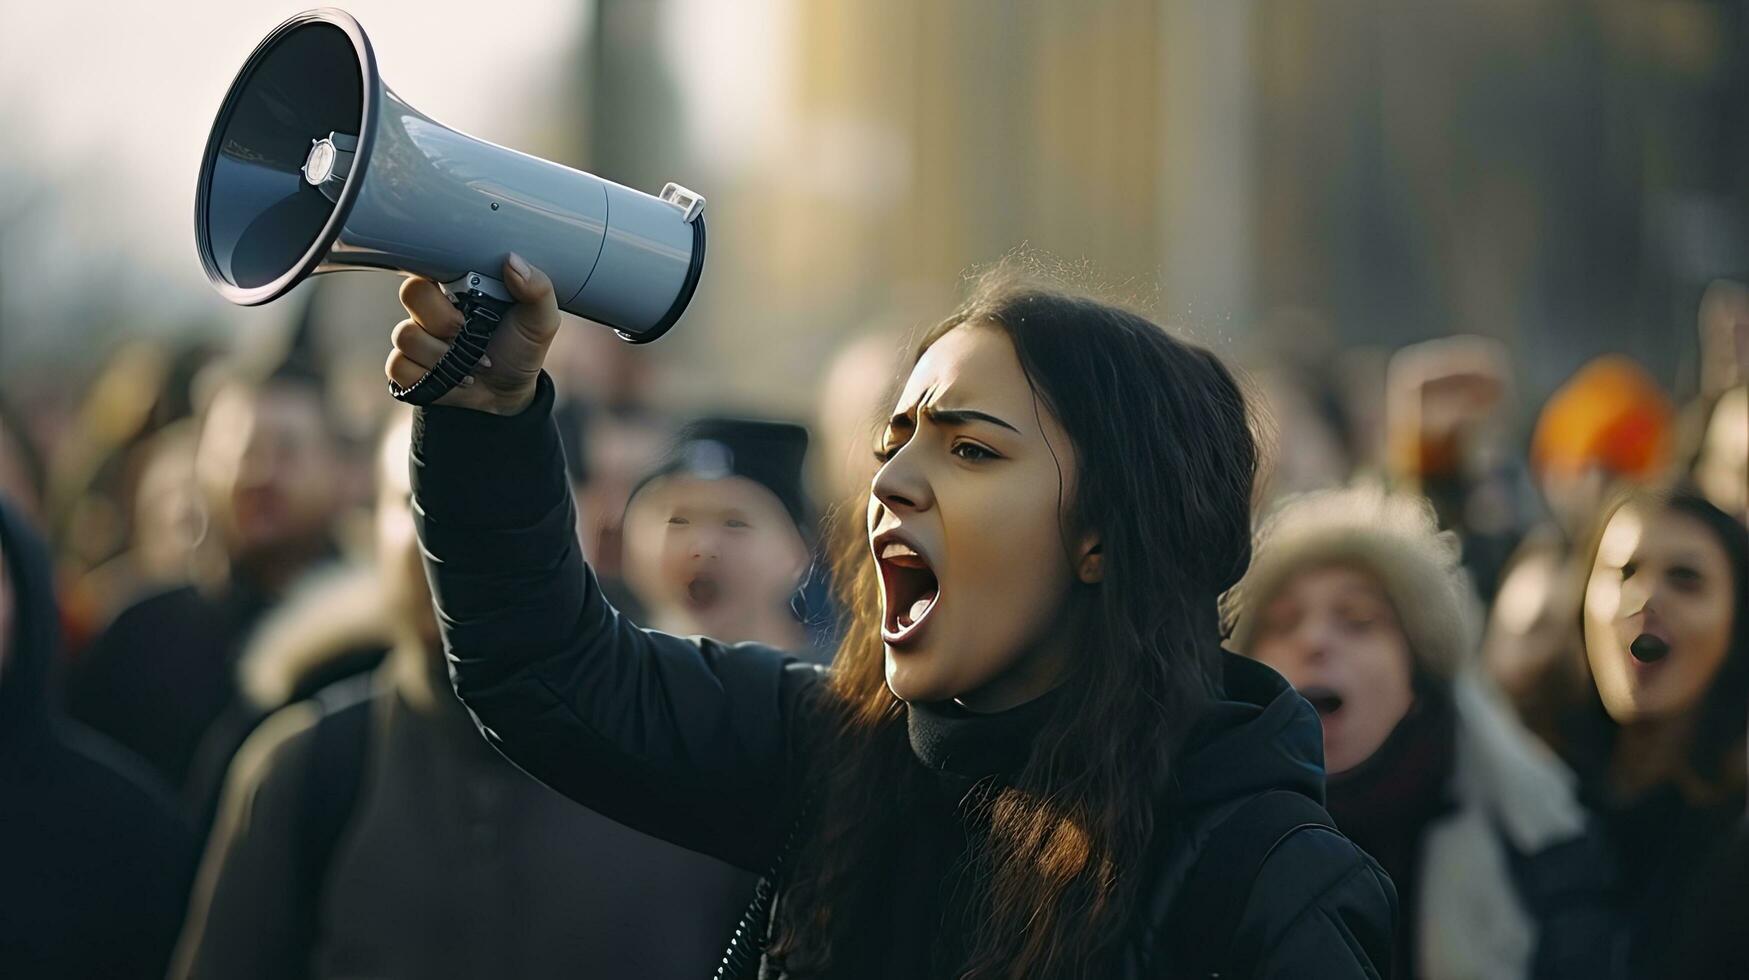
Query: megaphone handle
388 286 513 406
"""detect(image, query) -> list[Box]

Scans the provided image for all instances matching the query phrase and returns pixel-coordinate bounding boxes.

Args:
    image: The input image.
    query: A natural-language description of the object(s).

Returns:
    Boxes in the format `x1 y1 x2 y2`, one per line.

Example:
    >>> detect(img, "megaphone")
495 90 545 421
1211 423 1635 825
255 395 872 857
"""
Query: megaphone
195 8 705 405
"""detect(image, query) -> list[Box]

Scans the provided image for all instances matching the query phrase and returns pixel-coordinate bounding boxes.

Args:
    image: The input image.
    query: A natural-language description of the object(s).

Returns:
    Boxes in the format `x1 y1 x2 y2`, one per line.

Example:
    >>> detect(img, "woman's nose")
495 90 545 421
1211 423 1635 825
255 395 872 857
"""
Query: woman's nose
871 445 932 514
689 530 721 561
1296 620 1337 664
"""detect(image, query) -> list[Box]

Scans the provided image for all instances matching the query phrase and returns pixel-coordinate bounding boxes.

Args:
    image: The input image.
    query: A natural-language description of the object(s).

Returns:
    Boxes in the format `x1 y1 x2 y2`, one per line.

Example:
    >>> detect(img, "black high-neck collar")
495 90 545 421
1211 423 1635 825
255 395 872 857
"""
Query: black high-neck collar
905 690 1061 791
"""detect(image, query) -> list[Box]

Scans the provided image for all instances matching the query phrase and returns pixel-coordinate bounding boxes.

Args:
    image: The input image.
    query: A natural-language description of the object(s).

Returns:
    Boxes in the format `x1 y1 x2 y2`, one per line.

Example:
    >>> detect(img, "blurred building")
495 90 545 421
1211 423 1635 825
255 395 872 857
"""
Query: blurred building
560 0 1745 424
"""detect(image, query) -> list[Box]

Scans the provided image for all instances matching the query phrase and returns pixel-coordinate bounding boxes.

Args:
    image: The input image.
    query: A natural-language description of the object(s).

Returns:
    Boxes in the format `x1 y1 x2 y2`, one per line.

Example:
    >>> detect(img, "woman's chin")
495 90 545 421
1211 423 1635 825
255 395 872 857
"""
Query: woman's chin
884 655 956 704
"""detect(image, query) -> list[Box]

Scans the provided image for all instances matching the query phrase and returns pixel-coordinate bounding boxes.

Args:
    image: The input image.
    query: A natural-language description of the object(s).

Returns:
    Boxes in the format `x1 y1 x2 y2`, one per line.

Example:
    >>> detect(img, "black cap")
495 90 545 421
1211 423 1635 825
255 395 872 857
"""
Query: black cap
628 418 813 536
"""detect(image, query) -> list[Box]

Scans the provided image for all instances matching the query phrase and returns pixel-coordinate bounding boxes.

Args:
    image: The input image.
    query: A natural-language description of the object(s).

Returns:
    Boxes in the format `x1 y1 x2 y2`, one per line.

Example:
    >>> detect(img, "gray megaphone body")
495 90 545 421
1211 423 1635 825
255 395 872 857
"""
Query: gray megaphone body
195 7 705 404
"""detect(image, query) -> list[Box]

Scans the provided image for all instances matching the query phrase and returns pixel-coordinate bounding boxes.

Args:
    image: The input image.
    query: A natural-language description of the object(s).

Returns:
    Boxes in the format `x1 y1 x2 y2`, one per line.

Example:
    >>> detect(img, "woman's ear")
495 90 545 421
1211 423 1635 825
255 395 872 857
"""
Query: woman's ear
1077 537 1104 584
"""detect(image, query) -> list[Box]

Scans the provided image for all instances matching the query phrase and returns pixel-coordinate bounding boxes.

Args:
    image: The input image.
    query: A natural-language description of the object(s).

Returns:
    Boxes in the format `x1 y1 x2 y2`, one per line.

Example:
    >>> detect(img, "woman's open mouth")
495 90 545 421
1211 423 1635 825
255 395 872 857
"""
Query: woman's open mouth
875 536 940 645
1301 685 1345 719
1629 631 1672 666
685 574 722 611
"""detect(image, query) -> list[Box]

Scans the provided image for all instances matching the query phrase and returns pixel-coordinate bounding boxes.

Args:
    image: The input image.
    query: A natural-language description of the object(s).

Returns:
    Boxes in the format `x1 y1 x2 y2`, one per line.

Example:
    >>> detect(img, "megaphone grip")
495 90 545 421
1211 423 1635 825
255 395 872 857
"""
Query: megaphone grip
388 288 513 407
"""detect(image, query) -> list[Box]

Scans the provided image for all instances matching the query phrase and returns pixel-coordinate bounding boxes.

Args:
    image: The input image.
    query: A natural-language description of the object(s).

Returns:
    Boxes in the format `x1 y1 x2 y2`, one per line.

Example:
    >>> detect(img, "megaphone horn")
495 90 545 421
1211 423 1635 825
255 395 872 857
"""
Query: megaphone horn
195 7 706 406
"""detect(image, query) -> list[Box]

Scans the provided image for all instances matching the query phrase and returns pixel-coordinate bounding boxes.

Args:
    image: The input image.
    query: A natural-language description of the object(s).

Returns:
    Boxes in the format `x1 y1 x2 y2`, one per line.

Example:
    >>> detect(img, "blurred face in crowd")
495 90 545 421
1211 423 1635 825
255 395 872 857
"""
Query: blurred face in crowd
1584 503 1736 725
375 414 439 649
1247 563 1416 775
1694 386 1747 524
132 428 205 582
623 474 809 642
869 322 1095 710
196 380 342 565
1482 545 1577 702
815 333 903 508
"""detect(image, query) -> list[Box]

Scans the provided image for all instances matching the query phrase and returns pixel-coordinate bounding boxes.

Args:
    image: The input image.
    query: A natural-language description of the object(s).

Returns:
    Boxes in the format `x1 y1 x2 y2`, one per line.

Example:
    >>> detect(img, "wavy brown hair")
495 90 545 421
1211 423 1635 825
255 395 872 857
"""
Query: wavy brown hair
767 268 1260 978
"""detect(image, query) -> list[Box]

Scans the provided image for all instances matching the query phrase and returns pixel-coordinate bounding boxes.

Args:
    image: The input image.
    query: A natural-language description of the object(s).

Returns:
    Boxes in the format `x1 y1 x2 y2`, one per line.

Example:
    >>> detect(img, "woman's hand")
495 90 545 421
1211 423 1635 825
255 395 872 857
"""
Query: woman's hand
385 253 561 415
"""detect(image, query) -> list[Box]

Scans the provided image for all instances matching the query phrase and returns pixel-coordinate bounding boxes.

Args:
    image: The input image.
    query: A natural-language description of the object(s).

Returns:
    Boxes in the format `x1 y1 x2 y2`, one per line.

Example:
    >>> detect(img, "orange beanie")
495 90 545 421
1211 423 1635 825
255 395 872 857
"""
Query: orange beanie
1531 355 1673 479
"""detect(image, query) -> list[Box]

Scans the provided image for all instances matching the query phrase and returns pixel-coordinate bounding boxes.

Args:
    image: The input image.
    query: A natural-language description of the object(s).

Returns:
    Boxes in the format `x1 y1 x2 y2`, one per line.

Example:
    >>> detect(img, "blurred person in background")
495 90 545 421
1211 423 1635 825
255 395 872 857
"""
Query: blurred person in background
1687 384 1745 525
0 396 49 528
1384 335 1526 601
62 420 212 638
1225 485 1618 980
1246 308 1360 506
1696 279 1748 404
812 328 909 513
620 418 822 656
557 395 671 621
174 411 752 980
66 358 348 792
1684 280 1748 527
1528 356 1675 539
47 341 217 641
1550 488 1748 978
388 258 1395 978
1482 355 1676 734
180 557 392 835
0 498 196 979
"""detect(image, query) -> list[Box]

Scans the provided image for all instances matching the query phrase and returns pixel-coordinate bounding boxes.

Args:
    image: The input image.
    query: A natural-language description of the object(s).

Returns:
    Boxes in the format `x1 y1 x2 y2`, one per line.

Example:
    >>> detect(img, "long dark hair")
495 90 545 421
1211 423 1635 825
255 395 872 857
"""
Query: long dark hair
1559 487 1749 799
768 268 1260 978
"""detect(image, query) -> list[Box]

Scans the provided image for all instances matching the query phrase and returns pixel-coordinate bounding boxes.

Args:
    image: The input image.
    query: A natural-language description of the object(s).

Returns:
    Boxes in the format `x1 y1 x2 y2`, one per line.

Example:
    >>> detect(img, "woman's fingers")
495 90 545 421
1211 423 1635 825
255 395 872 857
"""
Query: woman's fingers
385 350 429 391
398 276 464 340
391 318 452 368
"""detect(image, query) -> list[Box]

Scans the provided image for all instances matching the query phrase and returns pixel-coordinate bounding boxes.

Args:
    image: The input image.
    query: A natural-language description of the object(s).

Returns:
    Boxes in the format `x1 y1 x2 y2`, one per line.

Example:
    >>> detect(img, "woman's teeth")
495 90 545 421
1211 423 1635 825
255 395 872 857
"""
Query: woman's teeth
899 596 932 628
882 546 927 568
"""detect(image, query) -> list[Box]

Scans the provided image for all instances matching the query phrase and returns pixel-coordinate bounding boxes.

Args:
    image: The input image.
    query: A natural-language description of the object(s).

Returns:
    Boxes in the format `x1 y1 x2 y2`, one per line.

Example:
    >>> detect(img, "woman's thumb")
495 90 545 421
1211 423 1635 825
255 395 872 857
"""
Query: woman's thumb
501 253 559 339
503 252 554 305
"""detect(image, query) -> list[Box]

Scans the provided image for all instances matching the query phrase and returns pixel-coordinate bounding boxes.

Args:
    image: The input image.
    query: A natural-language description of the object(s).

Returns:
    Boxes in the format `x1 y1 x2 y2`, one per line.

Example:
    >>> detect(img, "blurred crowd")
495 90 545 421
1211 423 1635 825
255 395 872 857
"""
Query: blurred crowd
0 271 1744 979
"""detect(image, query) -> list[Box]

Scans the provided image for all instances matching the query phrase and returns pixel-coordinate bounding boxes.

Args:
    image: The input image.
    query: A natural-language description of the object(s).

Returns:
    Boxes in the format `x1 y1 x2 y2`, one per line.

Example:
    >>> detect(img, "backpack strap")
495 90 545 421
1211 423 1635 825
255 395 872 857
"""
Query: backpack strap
1167 789 1337 979
289 674 377 963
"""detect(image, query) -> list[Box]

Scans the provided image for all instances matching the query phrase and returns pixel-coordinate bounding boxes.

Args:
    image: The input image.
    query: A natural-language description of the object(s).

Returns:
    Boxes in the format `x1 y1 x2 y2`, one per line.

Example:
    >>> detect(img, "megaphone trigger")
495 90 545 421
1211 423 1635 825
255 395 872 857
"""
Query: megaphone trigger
387 273 512 407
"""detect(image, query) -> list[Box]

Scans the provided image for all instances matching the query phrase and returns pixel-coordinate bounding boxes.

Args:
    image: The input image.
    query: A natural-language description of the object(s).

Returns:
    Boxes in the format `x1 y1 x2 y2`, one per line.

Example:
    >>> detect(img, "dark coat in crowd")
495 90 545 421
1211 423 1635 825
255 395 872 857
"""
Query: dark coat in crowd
66 575 277 790
1327 678 1619 980
411 375 1398 979
1663 816 1749 978
182 564 389 833
173 591 756 980
0 500 196 979
1588 776 1745 979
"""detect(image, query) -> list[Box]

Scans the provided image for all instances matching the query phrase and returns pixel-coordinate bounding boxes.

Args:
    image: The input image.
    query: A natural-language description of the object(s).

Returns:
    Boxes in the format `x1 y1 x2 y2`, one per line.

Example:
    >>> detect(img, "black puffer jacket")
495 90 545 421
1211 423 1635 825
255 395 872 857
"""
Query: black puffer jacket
412 375 1396 979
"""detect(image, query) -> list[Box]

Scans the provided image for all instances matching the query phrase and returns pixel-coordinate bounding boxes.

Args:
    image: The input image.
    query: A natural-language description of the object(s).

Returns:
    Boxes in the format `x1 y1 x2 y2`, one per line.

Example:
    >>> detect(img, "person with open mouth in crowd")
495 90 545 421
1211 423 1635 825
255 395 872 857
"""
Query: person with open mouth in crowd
382 254 1396 978
1224 485 1619 980
619 418 824 659
1554 488 1749 978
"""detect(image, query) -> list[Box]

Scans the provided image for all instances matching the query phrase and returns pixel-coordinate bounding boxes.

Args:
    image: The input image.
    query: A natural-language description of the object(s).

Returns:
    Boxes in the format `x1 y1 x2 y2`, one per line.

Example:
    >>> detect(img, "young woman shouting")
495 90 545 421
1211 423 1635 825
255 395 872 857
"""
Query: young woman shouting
387 255 1395 979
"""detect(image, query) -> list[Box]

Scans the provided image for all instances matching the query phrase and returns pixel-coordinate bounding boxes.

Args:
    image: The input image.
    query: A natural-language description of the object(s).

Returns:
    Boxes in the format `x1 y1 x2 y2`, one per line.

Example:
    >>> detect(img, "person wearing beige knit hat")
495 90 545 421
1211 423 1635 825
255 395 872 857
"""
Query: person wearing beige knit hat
1224 485 1621 980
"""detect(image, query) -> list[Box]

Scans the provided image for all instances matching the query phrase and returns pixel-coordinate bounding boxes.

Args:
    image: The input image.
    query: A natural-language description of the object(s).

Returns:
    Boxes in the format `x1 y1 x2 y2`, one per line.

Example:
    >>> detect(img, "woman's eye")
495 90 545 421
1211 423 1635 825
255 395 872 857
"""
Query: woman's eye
872 446 895 463
951 442 998 462
725 519 751 530
666 517 690 527
1260 608 1298 635
1667 566 1703 592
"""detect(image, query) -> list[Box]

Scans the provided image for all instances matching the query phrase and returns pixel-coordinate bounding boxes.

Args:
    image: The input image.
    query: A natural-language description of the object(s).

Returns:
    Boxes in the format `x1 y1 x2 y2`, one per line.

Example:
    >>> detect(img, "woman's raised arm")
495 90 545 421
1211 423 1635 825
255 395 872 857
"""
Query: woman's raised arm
398 260 821 872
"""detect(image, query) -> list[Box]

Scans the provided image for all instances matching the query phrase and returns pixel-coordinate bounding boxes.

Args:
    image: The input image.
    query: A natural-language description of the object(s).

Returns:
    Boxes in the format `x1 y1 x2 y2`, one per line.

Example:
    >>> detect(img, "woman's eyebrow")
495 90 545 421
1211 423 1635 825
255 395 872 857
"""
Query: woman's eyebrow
919 406 1020 433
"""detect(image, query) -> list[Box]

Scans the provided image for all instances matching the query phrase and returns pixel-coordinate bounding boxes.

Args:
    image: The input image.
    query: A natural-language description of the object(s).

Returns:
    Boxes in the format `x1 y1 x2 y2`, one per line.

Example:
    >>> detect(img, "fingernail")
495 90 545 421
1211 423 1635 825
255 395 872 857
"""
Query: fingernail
461 375 476 387
507 253 531 280
479 354 493 369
